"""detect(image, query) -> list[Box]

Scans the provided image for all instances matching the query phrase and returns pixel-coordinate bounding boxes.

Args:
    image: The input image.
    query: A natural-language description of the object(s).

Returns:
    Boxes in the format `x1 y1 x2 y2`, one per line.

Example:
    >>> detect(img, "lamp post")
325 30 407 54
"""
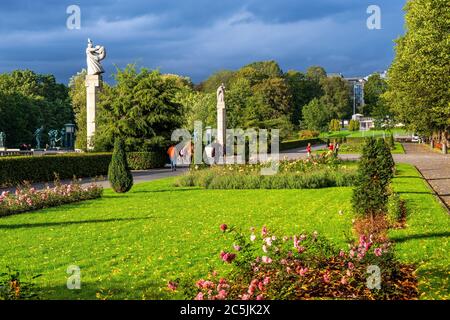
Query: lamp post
64 123 75 150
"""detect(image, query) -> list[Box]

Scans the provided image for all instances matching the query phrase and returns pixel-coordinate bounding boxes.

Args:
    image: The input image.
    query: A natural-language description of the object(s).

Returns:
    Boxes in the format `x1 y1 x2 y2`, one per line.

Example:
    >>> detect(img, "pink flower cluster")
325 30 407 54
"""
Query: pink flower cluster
220 251 236 263
194 277 230 300
0 182 103 217
241 276 270 300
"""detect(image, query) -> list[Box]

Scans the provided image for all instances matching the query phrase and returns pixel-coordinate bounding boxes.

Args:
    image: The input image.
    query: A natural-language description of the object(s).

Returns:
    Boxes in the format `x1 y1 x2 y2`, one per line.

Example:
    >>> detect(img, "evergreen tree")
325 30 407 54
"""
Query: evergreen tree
108 138 134 193
352 138 394 219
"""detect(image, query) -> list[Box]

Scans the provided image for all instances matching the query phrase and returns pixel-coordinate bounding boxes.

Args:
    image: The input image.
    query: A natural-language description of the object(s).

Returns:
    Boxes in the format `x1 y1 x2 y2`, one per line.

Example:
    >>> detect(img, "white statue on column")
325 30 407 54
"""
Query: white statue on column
216 83 226 161
86 38 106 75
85 38 106 150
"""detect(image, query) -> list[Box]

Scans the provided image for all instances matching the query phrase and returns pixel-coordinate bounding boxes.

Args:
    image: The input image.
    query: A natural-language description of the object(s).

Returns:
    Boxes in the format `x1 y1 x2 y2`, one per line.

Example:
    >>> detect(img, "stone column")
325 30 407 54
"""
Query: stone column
85 74 102 150
217 98 226 156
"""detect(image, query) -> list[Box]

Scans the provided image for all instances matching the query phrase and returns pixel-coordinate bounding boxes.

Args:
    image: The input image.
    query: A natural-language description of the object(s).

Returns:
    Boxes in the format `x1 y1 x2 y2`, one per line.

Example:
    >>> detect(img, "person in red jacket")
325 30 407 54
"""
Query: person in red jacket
306 143 312 157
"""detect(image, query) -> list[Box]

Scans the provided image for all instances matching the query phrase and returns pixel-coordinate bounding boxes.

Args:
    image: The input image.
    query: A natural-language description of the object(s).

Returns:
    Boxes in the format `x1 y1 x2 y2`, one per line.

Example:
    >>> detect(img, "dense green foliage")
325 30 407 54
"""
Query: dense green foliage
0 152 165 187
96 66 185 152
329 119 341 132
385 0 450 139
108 138 134 193
0 153 111 187
352 138 395 217
68 70 87 150
70 66 186 152
0 70 73 148
348 120 360 131
126 152 167 170
302 98 330 131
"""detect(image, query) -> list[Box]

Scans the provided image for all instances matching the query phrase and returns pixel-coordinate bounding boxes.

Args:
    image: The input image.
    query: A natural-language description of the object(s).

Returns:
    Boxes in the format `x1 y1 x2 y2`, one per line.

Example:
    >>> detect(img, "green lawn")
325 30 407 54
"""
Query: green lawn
320 128 409 139
313 142 405 155
0 163 448 300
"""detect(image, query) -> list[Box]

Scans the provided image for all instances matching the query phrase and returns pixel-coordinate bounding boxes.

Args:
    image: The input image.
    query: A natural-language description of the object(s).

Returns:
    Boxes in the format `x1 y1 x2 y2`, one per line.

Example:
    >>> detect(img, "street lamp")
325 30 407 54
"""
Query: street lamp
64 123 75 150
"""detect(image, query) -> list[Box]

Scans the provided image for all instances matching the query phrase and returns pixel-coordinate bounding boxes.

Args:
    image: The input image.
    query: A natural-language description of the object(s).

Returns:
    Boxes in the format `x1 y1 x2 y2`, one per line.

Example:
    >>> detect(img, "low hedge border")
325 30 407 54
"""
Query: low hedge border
0 151 167 187
175 169 357 189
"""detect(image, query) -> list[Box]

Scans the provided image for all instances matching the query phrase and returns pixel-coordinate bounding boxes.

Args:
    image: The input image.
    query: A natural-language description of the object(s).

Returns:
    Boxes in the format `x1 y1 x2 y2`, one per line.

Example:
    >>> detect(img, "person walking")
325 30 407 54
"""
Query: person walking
334 142 340 158
167 145 177 171
328 142 334 153
334 142 340 157
306 143 312 157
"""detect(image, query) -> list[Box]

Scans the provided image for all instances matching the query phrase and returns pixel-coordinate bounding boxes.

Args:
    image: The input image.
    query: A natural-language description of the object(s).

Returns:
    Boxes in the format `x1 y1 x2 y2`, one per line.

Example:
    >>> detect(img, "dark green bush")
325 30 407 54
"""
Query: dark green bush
0 151 166 187
127 152 167 170
0 153 111 187
352 138 395 218
108 138 134 193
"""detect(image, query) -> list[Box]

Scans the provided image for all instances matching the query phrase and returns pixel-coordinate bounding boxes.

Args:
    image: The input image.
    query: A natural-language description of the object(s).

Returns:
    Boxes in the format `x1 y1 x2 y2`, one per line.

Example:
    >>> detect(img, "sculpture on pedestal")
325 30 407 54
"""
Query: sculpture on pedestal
85 38 106 150
33 126 44 149
86 38 106 75
48 129 59 149
0 132 5 150
216 83 226 159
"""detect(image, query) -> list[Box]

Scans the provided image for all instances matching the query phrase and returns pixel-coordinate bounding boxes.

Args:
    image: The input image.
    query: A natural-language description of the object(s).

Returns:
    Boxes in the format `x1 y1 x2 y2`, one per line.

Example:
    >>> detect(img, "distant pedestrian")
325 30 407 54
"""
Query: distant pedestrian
335 142 340 157
167 145 177 171
328 143 334 153
306 143 312 157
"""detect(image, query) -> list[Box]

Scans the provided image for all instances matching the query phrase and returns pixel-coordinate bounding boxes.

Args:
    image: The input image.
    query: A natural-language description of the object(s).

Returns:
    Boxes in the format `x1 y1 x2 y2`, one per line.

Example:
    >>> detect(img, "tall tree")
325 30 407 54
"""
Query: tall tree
320 76 352 120
302 98 331 132
95 65 185 152
364 73 388 116
384 0 450 142
0 70 73 147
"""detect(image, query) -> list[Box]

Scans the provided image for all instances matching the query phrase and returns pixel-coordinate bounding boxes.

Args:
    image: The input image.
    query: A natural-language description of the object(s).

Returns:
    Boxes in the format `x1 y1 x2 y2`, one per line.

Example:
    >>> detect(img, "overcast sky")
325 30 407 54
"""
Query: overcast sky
0 0 406 84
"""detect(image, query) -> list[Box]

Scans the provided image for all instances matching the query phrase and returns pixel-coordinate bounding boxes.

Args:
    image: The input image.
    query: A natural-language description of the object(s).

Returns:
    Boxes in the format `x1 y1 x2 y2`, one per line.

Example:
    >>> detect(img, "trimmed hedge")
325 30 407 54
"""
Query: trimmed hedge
127 152 167 170
279 138 325 151
0 151 167 187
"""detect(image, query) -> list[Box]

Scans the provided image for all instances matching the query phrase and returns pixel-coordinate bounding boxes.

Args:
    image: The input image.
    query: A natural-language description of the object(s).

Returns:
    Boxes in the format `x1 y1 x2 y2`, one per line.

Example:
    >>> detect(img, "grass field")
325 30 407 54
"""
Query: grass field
0 164 448 300
320 129 410 139
313 142 405 155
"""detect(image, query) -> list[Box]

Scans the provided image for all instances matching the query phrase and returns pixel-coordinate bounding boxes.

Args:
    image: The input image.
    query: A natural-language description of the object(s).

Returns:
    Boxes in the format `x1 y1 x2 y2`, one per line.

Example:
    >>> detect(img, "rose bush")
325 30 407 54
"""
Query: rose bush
0 180 103 217
169 225 417 300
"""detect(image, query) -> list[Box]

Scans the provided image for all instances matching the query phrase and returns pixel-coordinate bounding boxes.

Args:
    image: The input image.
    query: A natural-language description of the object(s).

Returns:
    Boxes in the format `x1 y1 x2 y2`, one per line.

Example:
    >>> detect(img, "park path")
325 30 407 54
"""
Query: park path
283 143 450 209
0 167 188 194
2 143 448 209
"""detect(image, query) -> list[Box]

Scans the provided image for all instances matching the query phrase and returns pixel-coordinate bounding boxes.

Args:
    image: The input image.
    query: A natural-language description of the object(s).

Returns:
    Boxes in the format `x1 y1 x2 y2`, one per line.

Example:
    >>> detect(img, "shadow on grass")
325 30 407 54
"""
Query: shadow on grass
397 191 434 195
391 232 450 243
0 216 156 230
34 280 174 300
132 187 203 194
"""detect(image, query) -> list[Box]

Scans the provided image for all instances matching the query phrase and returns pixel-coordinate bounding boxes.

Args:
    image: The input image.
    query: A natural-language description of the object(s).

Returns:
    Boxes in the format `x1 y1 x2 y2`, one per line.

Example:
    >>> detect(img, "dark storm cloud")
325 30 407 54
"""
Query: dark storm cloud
0 0 406 84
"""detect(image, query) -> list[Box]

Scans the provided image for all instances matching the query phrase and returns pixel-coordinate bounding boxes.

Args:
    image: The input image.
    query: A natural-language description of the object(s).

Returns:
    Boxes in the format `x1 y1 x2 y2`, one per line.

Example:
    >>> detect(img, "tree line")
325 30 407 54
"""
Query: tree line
0 0 447 150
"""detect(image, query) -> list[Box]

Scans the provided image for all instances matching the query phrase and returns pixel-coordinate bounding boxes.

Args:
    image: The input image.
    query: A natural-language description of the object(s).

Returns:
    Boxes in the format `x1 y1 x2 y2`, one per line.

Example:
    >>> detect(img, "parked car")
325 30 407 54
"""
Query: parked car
411 134 420 143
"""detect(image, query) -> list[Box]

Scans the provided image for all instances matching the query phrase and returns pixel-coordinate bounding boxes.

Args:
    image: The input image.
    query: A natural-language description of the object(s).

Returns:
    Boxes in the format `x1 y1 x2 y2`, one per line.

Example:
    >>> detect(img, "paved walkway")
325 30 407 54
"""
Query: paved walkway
2 143 448 208
1 167 188 193
399 143 450 209
283 143 450 209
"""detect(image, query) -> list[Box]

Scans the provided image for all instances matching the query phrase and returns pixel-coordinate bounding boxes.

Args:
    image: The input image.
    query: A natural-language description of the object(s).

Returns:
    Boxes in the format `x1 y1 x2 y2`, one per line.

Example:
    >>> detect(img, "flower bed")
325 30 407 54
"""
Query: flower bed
175 155 358 189
0 182 103 218
169 225 418 300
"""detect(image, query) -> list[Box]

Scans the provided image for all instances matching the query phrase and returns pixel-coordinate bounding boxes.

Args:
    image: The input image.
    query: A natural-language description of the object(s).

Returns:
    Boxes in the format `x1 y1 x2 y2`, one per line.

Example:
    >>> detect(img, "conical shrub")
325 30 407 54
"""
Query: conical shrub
108 138 133 193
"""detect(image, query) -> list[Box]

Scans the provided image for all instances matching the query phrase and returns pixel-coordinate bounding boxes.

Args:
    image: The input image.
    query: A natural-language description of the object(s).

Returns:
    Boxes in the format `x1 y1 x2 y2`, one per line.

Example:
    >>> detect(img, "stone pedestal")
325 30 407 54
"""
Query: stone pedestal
85 74 102 150
217 101 226 156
